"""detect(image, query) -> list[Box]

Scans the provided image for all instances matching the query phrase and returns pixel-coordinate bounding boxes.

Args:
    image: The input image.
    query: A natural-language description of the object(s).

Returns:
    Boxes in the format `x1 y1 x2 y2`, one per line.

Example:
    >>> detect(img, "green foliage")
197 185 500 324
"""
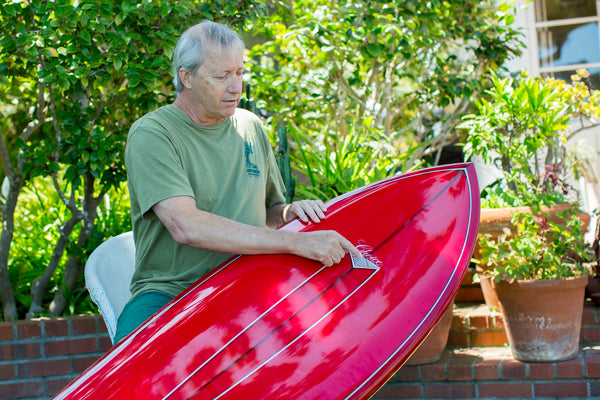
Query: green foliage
0 0 527 318
462 70 600 208
286 119 399 200
247 0 523 186
479 207 589 281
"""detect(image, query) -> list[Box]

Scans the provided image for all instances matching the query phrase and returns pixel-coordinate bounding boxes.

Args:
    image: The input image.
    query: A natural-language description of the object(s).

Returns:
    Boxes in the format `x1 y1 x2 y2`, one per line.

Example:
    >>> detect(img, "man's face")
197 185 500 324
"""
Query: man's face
187 45 244 125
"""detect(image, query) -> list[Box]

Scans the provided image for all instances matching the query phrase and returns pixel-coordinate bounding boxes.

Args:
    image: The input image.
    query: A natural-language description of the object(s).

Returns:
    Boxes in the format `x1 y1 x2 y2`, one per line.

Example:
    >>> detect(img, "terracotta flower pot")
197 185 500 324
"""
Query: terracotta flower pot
476 271 501 311
476 204 590 311
405 301 454 365
492 275 588 362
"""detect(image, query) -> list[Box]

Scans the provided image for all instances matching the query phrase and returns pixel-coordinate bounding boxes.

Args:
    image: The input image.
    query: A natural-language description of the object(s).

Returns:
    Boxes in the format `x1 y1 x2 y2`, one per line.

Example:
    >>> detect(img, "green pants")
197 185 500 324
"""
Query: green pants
113 291 174 344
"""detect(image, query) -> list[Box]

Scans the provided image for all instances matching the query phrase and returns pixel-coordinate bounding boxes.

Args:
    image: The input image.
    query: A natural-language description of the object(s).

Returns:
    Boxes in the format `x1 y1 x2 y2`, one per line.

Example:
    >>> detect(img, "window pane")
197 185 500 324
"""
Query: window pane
538 22 600 67
536 0 597 22
542 67 600 89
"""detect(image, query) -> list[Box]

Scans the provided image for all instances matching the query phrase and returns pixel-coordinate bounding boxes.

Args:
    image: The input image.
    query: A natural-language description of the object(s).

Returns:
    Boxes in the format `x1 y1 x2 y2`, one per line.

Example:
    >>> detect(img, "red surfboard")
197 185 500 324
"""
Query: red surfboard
54 162 480 400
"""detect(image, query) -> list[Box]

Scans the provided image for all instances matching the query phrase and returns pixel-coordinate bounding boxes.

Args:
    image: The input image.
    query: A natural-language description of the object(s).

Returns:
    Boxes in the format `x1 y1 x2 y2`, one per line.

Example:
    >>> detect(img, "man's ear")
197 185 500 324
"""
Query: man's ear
178 67 193 89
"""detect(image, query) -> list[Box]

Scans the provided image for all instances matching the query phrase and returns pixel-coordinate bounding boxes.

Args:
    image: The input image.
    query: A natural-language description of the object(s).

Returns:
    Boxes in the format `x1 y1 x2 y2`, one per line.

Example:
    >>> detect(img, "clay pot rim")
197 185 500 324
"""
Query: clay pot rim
491 274 589 290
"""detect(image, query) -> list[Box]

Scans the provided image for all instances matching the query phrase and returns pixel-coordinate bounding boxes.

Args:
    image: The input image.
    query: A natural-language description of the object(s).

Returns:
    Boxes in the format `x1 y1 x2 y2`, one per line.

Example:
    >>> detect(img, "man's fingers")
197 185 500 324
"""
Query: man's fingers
287 200 328 223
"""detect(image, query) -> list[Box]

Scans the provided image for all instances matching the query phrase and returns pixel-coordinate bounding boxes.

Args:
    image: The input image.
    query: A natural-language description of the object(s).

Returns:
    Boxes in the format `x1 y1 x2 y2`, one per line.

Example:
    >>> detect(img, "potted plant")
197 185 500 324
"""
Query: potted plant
478 202 589 362
460 70 597 362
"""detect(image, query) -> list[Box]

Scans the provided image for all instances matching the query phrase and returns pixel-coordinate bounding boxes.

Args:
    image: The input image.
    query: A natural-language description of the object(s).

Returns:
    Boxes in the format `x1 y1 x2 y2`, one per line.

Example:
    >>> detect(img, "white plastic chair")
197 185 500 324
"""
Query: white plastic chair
84 231 135 344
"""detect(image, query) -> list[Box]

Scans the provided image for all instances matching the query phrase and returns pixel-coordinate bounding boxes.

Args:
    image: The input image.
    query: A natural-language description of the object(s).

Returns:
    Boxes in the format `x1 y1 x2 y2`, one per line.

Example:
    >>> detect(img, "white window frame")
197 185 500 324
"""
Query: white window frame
526 0 600 77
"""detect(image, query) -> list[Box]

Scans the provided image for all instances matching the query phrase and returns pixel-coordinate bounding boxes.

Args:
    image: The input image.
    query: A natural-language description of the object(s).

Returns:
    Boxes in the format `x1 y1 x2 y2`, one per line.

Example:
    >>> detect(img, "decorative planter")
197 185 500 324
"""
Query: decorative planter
476 204 590 311
492 275 588 362
476 271 500 311
405 301 454 365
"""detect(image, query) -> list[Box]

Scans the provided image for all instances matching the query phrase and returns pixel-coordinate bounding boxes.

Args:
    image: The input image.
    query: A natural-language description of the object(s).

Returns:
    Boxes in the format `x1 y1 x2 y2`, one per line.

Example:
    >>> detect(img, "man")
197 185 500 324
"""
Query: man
114 21 361 343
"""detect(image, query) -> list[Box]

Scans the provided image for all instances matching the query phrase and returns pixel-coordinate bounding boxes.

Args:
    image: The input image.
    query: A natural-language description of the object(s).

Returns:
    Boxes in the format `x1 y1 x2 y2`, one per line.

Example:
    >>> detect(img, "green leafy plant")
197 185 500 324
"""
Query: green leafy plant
461 70 600 281
462 70 600 208
285 119 399 201
479 205 589 282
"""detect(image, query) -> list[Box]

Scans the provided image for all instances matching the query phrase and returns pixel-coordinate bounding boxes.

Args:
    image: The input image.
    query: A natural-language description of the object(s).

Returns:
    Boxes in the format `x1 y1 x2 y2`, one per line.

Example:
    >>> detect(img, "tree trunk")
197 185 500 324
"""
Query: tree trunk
26 214 82 319
0 174 22 320
49 172 104 316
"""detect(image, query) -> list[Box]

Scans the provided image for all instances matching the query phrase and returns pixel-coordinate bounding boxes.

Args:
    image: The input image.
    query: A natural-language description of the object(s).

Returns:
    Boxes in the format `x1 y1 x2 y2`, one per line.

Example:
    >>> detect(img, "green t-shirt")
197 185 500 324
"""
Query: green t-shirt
125 105 286 298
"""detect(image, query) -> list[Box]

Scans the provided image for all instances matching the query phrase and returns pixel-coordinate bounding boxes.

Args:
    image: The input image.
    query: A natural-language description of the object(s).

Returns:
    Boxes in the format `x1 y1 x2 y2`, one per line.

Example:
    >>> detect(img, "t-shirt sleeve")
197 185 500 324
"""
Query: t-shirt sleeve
125 119 195 216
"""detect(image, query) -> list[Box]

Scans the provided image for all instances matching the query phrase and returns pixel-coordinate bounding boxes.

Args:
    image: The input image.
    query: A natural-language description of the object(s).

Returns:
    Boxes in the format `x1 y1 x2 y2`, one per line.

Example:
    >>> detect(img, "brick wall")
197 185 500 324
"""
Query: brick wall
1 306 599 400
0 315 111 400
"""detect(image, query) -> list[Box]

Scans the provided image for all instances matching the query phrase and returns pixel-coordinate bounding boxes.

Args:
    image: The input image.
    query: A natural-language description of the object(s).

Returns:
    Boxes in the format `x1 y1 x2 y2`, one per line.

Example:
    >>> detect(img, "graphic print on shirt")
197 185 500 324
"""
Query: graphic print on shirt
244 141 261 178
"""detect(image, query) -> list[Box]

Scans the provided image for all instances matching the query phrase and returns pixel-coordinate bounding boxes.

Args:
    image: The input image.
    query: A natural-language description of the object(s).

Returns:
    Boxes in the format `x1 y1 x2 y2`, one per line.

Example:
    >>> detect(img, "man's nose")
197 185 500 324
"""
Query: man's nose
229 75 243 93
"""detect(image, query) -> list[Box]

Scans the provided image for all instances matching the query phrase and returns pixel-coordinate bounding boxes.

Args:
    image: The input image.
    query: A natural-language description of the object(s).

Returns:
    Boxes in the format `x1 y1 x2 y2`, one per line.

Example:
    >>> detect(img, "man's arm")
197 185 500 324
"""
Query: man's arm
153 196 360 266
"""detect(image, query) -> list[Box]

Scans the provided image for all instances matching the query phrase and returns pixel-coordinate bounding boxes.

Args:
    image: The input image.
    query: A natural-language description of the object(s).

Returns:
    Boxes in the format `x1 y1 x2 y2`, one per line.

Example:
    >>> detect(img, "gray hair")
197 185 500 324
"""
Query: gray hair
172 21 245 93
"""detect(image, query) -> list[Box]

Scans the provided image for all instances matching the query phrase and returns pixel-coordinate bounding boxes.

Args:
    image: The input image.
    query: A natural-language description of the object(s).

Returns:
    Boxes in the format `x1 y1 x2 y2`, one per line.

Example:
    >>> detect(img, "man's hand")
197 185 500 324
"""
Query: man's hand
293 230 363 267
283 199 327 224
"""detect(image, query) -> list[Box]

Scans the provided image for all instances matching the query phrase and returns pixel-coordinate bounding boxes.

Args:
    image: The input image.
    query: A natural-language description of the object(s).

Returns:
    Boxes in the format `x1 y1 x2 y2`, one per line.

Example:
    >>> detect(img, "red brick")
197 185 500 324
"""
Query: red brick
470 331 507 347
478 382 532 399
425 383 475 398
582 305 597 325
0 323 13 341
581 327 600 343
99 335 112 352
474 359 500 381
447 331 469 347
69 315 97 335
15 320 41 339
0 344 11 361
469 314 490 330
451 314 467 330
18 358 72 377
44 318 69 337
45 338 97 357
74 355 102 373
374 383 423 399
534 381 588 398
0 381 44 398
591 379 600 397
501 359 527 380
98 318 108 333
492 314 505 329
447 363 472 381
528 362 555 379
585 349 600 377
393 366 419 382
556 356 584 378
0 364 15 380
420 364 446 381
47 377 76 397
10 342 41 359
